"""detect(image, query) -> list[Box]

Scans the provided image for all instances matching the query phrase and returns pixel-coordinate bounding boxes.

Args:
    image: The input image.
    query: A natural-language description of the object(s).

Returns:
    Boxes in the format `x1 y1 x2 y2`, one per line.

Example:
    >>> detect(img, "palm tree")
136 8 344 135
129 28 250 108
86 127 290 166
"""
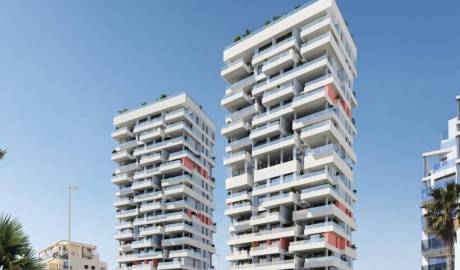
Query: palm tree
0 214 43 270
422 182 460 270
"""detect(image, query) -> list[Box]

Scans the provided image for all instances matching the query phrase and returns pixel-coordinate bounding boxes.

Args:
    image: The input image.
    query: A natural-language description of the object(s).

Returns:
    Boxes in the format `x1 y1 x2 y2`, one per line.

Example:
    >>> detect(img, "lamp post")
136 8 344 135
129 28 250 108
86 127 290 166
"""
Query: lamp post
68 186 77 270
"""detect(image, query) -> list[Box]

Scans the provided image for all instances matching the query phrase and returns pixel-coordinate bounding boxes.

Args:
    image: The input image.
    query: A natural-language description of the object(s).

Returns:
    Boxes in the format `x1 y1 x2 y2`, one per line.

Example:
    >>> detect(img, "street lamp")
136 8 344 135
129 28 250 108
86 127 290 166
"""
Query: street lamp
68 186 77 270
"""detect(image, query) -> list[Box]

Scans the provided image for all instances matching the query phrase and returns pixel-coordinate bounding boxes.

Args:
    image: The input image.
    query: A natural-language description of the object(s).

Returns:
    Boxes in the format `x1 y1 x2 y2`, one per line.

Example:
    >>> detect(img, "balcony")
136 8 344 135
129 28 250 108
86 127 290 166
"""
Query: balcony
165 108 194 124
304 256 351 270
168 249 202 259
300 183 341 202
221 119 251 137
115 208 138 219
114 197 134 208
422 239 447 257
115 139 139 152
292 107 336 131
300 15 330 40
135 251 163 260
230 258 301 270
111 126 134 141
111 173 132 185
116 187 134 196
129 264 156 270
134 137 185 156
133 167 160 180
225 202 254 216
132 179 158 190
226 190 251 204
161 175 194 187
260 192 299 209
249 211 288 226
139 153 163 166
157 260 188 270
226 250 250 261
262 49 299 76
139 226 164 236
228 225 301 246
304 221 348 239
139 128 164 142
430 159 456 175
229 219 251 233
252 102 293 126
164 222 194 233
221 90 252 110
250 242 287 257
133 117 164 134
221 58 252 82
254 160 300 182
159 160 186 174
252 54 329 96
226 172 254 190
226 104 259 123
421 263 447 270
112 150 134 163
223 150 251 166
304 144 354 177
289 237 328 252
300 119 352 152
293 205 356 229
134 212 190 226
253 169 333 196
252 36 300 66
250 121 286 141
133 191 162 203
261 80 300 107
300 32 331 58
139 201 162 213
252 135 298 157
115 221 133 230
131 238 160 249
114 230 135 240
291 87 332 113
226 137 252 152
115 162 140 174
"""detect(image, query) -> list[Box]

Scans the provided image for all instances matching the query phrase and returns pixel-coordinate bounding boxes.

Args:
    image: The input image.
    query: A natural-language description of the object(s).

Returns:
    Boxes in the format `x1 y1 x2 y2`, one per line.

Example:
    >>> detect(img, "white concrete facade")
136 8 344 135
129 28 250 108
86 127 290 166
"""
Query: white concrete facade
112 93 216 270
39 241 107 270
421 97 460 270
221 0 358 269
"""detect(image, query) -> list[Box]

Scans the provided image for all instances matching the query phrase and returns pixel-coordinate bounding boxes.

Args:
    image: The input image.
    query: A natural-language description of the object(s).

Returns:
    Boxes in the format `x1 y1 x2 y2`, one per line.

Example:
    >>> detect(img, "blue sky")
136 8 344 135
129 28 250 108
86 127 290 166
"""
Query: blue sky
0 1 459 269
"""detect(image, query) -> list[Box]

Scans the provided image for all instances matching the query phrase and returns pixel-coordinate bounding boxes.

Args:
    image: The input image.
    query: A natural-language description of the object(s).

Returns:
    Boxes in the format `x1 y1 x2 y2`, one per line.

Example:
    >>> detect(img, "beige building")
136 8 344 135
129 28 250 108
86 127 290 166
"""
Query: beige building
39 240 107 270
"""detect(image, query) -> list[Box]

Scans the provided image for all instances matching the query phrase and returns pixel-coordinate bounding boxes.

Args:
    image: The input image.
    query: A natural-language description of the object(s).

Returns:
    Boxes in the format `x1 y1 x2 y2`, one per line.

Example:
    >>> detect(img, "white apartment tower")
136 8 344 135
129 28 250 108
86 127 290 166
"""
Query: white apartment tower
220 0 358 269
421 97 460 270
111 93 216 270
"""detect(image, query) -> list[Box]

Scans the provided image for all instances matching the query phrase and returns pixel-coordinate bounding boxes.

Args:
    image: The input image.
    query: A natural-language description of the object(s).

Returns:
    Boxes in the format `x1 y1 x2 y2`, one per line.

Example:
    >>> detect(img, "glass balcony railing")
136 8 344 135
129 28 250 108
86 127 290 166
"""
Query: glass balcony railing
422 239 446 252
254 36 297 58
301 31 330 49
253 54 328 92
222 58 247 71
431 159 455 174
253 135 295 151
422 263 447 270
263 50 291 66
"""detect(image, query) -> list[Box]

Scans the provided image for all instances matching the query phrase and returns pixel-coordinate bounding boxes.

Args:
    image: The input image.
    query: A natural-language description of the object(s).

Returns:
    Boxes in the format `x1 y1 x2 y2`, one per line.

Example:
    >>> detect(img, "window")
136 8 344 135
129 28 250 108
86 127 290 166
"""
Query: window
84 266 88 269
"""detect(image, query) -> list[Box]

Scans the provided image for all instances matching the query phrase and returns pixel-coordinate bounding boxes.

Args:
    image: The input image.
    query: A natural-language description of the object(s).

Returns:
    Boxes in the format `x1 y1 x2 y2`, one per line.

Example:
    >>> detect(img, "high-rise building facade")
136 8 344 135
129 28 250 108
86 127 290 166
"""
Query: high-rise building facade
220 0 358 269
421 97 460 270
39 240 107 270
111 93 216 270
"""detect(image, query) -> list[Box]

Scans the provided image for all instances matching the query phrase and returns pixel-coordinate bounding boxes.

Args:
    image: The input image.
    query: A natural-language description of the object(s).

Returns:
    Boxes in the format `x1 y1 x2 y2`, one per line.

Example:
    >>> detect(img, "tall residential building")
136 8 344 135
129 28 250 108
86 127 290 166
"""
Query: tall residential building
421 97 460 270
111 93 216 270
39 240 107 270
220 0 358 269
